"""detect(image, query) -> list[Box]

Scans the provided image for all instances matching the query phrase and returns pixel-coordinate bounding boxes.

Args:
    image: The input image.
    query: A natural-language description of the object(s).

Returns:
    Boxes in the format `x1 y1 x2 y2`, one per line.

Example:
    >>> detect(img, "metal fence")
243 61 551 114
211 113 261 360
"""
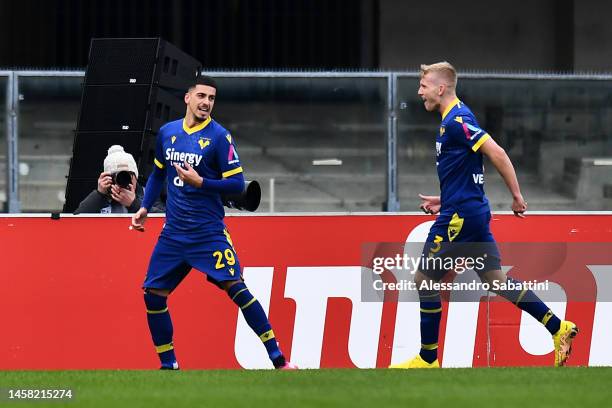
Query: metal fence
3 71 612 213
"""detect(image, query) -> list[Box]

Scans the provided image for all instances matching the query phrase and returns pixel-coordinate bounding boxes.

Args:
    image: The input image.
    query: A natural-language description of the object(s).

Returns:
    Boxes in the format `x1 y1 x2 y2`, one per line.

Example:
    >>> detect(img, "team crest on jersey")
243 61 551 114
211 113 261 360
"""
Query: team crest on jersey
198 138 211 150
171 135 176 144
448 213 464 242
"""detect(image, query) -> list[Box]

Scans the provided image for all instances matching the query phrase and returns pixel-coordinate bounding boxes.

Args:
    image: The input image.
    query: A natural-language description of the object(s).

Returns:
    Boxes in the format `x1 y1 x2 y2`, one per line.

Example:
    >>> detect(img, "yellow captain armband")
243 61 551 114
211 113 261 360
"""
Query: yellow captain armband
472 133 491 152
154 158 165 169
222 166 243 178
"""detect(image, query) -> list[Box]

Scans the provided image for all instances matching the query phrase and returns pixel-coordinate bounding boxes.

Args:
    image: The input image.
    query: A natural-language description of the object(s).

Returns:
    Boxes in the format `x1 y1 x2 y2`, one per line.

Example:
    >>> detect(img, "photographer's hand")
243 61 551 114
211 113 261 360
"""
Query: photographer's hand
131 207 148 232
111 181 136 207
174 161 203 188
97 172 112 195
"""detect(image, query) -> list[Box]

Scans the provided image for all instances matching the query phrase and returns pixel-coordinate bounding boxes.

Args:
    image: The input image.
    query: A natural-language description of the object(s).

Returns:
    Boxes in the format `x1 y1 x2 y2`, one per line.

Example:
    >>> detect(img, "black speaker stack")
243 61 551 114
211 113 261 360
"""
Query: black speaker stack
63 38 202 213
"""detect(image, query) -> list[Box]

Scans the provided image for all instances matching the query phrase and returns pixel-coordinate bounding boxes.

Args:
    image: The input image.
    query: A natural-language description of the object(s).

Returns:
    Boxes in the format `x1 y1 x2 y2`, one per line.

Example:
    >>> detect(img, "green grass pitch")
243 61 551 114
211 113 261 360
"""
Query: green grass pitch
0 368 611 407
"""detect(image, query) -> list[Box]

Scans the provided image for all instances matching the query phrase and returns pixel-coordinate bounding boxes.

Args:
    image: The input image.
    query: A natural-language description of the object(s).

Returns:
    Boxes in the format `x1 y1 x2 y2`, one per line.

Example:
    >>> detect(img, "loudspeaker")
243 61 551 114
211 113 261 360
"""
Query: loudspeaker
69 131 155 178
64 179 100 214
77 85 184 132
64 38 201 213
84 38 201 89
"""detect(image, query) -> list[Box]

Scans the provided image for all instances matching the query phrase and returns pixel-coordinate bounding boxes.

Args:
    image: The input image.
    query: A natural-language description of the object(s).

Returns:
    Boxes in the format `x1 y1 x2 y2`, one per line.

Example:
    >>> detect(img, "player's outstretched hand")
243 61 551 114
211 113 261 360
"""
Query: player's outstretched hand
131 207 148 232
512 195 527 218
174 161 204 188
418 194 441 215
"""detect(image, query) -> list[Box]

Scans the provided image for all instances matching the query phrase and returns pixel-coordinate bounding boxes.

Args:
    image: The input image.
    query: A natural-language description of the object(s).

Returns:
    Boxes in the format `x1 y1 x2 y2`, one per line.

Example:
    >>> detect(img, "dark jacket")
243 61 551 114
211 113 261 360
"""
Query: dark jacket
74 184 165 214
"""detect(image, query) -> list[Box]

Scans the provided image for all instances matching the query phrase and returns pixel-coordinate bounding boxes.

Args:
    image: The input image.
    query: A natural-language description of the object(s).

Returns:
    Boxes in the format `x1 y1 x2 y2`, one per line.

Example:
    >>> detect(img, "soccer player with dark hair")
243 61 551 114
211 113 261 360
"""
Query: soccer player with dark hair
389 62 578 368
131 75 297 370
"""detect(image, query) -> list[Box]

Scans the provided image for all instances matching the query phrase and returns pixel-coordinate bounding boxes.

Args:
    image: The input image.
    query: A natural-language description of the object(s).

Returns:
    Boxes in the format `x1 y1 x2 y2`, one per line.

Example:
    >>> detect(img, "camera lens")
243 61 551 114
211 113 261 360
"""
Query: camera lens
114 171 132 189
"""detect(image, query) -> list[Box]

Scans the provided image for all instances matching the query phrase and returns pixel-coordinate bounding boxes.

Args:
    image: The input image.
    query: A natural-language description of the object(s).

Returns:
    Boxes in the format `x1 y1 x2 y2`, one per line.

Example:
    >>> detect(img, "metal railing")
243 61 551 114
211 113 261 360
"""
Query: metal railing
3 70 612 213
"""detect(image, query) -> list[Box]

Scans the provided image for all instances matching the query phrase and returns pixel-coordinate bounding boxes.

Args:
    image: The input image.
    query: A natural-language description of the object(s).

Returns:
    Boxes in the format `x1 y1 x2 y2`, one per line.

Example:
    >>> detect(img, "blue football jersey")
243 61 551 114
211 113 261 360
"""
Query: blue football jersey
436 98 491 216
152 117 243 238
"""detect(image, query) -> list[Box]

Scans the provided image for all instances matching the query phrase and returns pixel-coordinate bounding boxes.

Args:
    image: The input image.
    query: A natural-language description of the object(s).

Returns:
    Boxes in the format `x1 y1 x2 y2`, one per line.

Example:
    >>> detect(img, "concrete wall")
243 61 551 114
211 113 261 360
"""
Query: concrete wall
574 0 612 71
379 0 557 71
379 0 612 72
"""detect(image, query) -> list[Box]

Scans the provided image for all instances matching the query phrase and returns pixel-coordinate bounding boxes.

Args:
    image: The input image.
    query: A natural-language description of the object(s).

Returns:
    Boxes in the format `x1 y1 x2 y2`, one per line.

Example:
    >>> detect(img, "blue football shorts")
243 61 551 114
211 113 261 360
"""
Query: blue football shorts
143 230 242 291
420 211 501 279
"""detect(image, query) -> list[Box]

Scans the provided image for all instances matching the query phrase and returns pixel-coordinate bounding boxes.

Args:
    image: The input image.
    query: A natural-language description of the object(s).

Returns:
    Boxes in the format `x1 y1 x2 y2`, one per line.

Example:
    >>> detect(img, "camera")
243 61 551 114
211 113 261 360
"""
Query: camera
111 171 133 189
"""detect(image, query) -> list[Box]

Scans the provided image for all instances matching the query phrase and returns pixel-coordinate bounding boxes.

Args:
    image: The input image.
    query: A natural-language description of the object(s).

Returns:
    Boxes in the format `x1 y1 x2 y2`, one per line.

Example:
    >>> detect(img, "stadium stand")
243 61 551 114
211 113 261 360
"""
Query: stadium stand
1 74 611 212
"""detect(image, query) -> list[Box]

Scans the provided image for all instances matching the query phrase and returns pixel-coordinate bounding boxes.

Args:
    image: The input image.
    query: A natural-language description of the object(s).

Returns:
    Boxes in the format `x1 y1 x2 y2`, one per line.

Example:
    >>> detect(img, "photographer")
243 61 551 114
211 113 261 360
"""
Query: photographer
74 145 164 214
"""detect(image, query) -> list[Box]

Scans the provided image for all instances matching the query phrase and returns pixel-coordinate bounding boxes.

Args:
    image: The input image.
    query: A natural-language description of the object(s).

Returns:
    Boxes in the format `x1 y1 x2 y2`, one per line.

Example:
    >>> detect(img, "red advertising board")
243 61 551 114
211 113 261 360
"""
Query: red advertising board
1 213 611 369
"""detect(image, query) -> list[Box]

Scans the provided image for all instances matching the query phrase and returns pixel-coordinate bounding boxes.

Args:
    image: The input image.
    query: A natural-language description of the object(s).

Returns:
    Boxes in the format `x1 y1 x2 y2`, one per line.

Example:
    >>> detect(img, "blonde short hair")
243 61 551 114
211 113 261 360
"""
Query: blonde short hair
420 62 457 89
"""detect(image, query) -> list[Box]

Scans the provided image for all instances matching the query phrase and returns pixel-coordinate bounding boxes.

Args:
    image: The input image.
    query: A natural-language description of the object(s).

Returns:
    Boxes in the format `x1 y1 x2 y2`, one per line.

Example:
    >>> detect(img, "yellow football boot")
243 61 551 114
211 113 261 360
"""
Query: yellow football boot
553 320 579 367
389 354 440 369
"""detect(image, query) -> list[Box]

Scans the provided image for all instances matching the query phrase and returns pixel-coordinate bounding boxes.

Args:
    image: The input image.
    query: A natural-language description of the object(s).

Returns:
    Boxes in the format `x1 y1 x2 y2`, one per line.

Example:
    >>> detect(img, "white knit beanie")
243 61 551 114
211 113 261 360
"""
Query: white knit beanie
103 145 138 178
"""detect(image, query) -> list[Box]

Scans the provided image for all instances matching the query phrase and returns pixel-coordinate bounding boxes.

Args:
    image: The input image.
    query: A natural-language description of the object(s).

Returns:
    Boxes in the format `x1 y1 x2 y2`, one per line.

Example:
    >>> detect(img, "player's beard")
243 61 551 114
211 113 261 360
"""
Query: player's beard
191 105 210 122
423 99 437 112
